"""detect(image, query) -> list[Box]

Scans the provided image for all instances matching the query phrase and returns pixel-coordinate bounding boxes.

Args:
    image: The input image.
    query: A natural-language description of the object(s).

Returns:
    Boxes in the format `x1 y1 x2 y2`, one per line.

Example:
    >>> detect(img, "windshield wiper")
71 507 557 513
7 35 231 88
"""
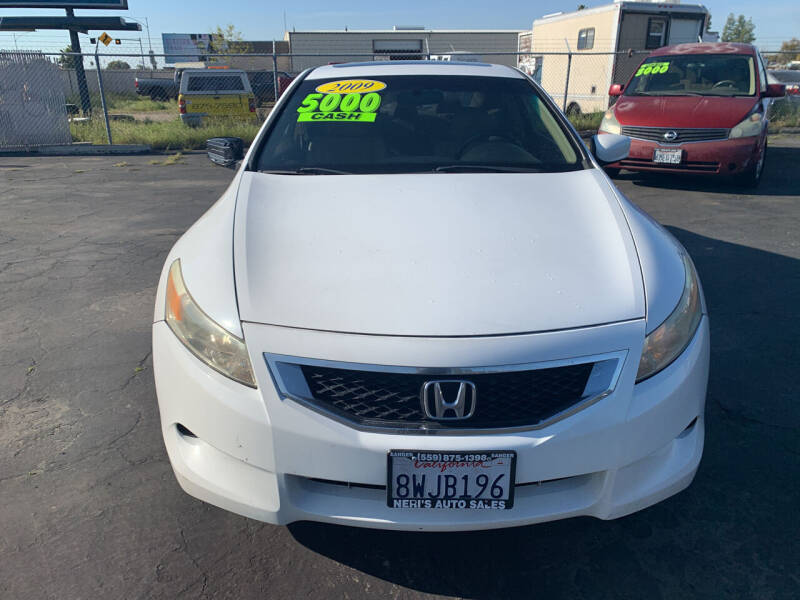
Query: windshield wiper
433 165 545 174
259 167 352 175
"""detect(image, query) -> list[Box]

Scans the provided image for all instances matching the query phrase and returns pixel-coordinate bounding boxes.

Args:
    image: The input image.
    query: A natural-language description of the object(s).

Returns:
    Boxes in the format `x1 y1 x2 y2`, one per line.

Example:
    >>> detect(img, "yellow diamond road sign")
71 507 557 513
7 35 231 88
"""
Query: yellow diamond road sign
98 32 112 46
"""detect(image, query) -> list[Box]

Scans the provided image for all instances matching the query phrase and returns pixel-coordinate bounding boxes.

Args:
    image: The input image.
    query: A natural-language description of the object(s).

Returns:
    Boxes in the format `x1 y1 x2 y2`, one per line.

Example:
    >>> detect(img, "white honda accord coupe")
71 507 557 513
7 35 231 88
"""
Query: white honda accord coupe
153 62 709 531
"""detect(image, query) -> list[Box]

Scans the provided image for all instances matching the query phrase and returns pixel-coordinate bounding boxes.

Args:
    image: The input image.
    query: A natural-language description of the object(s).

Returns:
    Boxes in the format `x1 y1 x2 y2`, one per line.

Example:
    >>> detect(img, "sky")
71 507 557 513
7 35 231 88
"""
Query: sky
1 0 797 55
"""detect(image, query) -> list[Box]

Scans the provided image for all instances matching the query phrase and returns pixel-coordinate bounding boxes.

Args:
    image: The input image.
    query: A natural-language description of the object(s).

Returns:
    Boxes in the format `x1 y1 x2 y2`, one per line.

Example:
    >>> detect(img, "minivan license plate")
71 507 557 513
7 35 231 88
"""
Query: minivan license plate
387 450 516 510
653 148 682 164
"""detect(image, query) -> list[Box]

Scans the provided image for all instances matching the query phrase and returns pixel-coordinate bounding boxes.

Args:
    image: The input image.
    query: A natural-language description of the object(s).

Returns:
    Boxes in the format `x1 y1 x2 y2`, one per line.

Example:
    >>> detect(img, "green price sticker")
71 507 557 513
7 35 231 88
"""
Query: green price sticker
297 91 382 123
635 61 670 77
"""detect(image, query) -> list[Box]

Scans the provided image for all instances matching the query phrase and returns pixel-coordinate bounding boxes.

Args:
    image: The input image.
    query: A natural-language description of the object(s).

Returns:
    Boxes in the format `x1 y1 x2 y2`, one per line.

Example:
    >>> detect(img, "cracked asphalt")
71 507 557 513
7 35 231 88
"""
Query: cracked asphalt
1 138 799 599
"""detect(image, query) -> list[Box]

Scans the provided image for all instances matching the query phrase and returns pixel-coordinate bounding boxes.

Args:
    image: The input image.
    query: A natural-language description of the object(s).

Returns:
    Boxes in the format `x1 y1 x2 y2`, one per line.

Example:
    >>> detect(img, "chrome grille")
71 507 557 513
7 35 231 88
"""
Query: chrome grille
265 354 626 433
299 363 594 429
621 126 728 143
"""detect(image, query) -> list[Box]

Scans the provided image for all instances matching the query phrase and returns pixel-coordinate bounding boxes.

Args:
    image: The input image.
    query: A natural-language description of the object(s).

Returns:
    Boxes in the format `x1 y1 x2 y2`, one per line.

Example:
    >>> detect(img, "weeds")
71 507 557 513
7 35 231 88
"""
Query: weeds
70 117 260 150
768 100 800 132
67 92 170 113
569 111 604 131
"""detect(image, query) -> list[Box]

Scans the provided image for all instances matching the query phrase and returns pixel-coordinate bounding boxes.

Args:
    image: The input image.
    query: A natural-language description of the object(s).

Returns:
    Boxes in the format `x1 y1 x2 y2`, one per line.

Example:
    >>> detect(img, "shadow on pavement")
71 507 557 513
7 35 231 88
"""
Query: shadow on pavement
288 230 799 599
614 143 800 197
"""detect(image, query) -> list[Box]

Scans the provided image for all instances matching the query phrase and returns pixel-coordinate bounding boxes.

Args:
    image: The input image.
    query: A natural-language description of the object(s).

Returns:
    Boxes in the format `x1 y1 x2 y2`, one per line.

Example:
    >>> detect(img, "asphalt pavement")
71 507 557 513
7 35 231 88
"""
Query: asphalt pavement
1 138 798 599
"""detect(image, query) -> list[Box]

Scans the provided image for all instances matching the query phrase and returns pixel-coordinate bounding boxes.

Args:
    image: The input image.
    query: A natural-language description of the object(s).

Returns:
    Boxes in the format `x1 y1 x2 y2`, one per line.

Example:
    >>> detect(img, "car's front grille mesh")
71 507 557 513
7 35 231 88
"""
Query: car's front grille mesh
621 126 728 143
620 157 720 173
298 363 595 430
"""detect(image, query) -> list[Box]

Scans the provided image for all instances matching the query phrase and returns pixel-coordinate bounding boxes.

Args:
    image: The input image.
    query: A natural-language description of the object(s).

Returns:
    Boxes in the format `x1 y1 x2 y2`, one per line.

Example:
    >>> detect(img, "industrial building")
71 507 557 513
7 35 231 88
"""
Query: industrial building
283 27 523 71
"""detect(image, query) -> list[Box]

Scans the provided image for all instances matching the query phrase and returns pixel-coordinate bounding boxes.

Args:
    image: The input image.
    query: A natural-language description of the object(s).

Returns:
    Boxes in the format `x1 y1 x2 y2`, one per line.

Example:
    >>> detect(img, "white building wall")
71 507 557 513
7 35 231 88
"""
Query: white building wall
286 31 522 72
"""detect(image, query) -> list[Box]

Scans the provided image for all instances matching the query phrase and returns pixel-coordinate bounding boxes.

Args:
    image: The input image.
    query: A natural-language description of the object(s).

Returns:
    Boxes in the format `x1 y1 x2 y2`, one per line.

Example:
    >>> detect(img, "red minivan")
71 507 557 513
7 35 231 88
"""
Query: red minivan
599 43 785 186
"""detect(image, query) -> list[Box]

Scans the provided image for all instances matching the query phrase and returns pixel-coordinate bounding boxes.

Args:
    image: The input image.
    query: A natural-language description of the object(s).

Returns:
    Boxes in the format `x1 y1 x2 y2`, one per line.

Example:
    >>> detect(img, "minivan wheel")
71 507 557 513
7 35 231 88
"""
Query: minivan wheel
737 142 766 188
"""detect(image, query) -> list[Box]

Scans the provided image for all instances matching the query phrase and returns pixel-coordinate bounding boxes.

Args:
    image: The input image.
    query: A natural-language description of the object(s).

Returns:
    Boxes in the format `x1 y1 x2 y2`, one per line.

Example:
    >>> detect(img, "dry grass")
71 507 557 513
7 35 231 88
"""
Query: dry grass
568 111 604 132
70 117 260 150
768 101 800 132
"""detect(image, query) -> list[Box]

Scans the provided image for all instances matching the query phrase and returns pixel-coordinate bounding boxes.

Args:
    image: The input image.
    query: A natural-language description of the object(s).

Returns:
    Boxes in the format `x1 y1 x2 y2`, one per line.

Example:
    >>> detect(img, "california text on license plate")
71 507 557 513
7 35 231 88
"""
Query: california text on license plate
653 148 682 164
387 450 516 510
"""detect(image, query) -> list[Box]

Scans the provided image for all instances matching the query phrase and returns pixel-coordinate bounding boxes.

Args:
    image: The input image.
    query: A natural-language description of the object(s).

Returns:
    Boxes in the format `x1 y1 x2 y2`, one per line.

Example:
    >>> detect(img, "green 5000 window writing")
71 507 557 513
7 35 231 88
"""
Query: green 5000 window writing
635 62 670 77
297 91 383 123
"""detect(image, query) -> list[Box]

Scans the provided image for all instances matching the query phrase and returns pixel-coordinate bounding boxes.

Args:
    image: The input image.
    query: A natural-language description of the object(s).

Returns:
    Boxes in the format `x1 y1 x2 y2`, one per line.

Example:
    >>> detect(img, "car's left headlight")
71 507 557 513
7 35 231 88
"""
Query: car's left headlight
636 253 703 382
729 110 763 139
165 259 257 388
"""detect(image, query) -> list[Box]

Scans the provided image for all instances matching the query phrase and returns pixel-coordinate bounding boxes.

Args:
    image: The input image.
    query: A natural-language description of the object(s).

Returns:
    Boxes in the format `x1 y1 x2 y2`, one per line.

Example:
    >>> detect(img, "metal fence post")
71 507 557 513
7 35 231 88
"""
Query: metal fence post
94 47 113 145
66 9 91 116
563 51 572 112
272 42 279 102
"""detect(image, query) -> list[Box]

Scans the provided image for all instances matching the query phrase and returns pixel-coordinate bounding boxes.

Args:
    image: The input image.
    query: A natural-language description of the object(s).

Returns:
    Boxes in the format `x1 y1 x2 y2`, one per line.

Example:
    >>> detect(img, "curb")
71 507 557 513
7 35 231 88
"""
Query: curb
0 144 151 156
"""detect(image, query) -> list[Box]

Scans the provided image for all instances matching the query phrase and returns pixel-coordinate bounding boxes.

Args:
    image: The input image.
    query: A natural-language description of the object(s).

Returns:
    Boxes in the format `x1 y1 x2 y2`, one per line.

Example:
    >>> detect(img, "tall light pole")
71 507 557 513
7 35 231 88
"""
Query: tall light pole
12 30 35 52
127 16 152 52
127 16 156 70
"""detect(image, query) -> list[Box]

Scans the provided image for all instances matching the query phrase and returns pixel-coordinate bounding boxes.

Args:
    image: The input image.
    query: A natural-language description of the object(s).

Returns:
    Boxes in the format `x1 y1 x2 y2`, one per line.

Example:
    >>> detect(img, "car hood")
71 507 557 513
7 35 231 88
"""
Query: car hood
615 95 757 128
233 170 645 336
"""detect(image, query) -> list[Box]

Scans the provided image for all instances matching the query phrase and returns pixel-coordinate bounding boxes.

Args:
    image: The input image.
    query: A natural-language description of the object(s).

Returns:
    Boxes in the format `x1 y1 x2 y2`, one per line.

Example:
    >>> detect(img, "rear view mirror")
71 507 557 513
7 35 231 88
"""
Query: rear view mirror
591 134 630 166
207 137 244 168
608 83 624 96
764 83 786 98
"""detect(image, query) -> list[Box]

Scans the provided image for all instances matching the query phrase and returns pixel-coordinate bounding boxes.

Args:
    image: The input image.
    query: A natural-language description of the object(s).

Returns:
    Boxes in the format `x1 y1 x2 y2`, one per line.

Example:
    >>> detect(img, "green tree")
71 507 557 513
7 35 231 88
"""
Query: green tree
201 24 251 61
721 13 756 43
57 45 76 69
106 60 131 70
776 38 800 63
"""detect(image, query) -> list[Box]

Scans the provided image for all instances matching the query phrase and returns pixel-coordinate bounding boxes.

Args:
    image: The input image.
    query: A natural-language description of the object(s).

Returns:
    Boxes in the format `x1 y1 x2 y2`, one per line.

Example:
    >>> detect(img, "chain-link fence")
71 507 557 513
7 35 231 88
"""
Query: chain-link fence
1 50 798 150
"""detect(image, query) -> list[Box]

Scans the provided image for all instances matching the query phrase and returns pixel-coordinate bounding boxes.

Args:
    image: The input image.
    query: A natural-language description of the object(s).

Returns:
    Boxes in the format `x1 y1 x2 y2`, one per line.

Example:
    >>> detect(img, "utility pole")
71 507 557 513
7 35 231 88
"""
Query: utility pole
66 8 92 116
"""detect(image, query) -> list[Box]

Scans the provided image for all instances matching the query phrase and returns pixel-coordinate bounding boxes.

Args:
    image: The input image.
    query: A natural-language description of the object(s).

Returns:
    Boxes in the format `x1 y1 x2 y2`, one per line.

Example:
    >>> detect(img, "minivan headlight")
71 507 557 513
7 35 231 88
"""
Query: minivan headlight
729 111 763 139
636 254 703 382
599 108 621 135
165 259 256 387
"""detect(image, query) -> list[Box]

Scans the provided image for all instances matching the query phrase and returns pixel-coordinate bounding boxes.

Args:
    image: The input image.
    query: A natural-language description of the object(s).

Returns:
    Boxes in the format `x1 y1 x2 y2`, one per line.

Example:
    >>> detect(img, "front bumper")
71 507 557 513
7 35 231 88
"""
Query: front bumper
153 317 709 531
607 136 760 175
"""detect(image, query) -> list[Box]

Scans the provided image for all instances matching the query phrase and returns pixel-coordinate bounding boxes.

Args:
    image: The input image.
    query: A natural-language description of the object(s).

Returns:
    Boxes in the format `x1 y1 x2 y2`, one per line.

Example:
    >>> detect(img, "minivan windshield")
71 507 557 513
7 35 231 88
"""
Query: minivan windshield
254 75 583 174
625 54 756 97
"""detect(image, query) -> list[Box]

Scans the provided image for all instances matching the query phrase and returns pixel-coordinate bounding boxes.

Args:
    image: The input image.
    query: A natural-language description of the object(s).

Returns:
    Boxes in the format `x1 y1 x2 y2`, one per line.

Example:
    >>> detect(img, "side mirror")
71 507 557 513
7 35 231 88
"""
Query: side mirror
764 83 786 98
608 83 624 96
207 137 244 168
591 134 630 166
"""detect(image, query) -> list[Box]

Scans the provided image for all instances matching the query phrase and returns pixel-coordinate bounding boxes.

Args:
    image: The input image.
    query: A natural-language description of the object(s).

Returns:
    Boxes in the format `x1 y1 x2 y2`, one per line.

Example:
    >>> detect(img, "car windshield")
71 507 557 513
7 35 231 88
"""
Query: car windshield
254 74 583 174
625 54 756 97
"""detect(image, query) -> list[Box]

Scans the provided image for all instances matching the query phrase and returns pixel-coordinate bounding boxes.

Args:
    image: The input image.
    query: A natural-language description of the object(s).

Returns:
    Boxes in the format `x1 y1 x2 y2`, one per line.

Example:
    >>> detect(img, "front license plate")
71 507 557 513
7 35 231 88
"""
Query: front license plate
387 450 516 510
653 148 682 164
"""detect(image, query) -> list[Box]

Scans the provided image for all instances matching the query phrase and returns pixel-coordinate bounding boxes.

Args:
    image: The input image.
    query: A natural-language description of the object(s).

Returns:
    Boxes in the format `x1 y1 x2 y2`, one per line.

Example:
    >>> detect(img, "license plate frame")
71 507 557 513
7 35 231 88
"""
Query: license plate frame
387 450 517 510
653 148 683 164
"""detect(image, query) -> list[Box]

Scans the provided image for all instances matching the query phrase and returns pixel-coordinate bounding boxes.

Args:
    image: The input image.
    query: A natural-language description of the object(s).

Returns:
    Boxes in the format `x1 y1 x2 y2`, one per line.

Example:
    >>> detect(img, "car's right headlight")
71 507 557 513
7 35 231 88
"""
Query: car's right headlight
599 108 621 135
729 110 764 139
636 253 703 382
165 259 257 388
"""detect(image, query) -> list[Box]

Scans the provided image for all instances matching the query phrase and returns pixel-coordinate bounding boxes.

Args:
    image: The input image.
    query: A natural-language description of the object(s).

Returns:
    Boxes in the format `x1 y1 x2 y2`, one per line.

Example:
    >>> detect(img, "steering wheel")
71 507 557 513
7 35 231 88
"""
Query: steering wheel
456 134 522 159
711 80 737 89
